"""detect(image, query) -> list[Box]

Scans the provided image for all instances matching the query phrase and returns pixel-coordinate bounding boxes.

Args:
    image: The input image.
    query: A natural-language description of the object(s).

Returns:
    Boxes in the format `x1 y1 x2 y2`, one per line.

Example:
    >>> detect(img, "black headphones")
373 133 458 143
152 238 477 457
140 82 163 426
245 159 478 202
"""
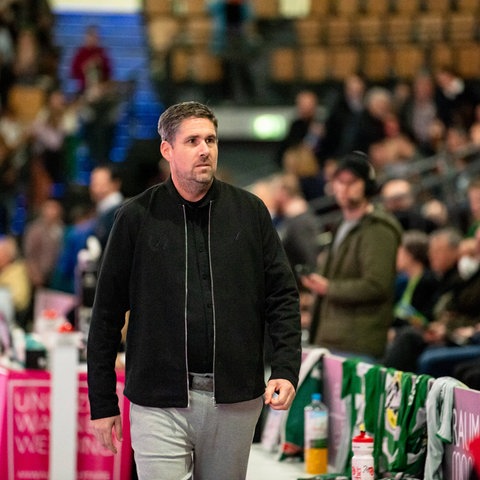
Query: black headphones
364 158 377 197
341 150 378 197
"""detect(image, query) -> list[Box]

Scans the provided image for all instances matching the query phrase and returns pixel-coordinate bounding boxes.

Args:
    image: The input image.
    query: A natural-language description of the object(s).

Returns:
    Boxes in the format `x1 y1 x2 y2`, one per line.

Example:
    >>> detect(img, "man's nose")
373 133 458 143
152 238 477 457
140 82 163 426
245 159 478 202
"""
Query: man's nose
199 140 210 156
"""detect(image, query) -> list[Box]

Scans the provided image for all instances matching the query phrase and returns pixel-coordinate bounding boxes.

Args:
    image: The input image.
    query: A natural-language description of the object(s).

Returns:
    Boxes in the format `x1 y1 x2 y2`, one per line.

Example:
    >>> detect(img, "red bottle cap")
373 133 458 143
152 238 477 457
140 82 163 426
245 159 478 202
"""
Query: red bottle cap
352 430 374 443
57 322 74 333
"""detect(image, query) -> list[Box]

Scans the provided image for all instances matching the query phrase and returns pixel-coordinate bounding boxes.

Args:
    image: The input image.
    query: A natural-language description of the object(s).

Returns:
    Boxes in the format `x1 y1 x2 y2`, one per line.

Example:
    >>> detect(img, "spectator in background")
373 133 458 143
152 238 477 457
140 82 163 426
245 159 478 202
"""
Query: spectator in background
391 79 412 116
70 25 111 95
281 142 325 201
248 176 278 222
29 89 77 204
8 2 58 89
383 227 463 373
468 104 480 149
450 175 480 237
466 177 480 237
0 116 33 238
434 65 479 131
442 125 475 200
12 22 58 90
33 5 60 84
301 151 402 360
421 198 450 230
322 73 366 159
271 173 320 279
22 197 64 289
0 134 16 234
369 112 418 177
70 25 118 165
12 27 40 86
428 227 464 303
425 116 448 158
89 163 124 251
415 227 480 378
0 235 31 328
51 198 96 294
77 79 122 166
389 230 440 341
352 87 392 154
457 235 478 281
399 71 439 156
0 105 33 225
381 178 438 234
0 206 6 235
276 89 324 166
0 103 30 159
0 10 15 108
319 156 340 199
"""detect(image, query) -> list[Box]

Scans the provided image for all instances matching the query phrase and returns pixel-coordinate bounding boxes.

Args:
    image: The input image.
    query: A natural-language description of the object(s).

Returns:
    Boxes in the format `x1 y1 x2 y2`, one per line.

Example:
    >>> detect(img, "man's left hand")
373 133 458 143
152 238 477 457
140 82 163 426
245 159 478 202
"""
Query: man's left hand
264 379 296 410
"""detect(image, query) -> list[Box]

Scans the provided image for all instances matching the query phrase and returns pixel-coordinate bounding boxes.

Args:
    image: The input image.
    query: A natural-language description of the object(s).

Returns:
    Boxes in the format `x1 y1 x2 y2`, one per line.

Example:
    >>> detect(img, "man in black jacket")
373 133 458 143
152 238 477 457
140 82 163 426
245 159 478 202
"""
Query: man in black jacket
87 101 301 479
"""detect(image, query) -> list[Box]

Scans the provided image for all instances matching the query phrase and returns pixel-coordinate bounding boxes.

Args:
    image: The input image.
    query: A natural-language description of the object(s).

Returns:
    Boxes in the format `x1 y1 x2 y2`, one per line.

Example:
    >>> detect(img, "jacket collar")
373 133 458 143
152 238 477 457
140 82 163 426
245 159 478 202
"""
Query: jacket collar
165 176 219 207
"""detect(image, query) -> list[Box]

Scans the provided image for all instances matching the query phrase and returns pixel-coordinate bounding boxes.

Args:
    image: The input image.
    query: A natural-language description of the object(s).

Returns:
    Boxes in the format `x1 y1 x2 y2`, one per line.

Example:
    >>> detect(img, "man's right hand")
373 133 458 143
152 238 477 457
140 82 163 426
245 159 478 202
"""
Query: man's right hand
91 414 123 454
301 273 329 296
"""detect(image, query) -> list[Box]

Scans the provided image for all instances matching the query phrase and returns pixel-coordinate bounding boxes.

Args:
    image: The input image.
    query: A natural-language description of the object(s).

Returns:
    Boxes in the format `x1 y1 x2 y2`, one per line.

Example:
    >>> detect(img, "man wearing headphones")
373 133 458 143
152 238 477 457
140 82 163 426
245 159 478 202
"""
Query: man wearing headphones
301 151 402 361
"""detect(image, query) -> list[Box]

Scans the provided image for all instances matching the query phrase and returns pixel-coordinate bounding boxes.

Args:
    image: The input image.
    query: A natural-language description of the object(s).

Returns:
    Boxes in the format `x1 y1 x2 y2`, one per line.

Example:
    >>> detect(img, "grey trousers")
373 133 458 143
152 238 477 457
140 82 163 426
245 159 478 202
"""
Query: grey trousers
130 390 264 480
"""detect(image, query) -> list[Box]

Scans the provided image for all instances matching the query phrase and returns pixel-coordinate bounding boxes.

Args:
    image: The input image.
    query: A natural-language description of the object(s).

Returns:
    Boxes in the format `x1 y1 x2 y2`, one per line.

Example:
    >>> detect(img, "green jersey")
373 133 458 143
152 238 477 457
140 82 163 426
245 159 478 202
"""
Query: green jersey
364 366 432 478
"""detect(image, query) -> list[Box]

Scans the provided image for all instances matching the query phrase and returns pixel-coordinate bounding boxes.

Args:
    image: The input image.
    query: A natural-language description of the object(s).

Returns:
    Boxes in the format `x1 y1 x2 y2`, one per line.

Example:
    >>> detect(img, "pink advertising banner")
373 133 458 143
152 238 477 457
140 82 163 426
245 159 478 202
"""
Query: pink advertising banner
322 354 346 466
0 367 132 480
444 387 480 480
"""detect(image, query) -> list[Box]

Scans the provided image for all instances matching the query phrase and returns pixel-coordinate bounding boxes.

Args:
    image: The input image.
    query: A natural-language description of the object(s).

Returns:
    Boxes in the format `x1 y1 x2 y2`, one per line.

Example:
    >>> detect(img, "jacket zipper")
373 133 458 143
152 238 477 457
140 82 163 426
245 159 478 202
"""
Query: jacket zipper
207 201 217 406
182 204 190 406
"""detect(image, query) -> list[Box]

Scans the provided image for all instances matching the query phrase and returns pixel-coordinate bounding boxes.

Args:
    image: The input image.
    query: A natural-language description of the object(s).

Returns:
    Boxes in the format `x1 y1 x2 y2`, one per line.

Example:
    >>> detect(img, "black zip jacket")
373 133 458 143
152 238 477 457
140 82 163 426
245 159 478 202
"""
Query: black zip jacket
87 177 301 420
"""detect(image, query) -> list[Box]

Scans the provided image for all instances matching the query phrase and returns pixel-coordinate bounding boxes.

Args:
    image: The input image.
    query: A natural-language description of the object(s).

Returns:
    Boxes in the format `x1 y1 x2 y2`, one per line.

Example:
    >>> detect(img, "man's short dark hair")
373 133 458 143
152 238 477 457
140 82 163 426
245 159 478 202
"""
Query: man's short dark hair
334 150 378 196
157 101 218 143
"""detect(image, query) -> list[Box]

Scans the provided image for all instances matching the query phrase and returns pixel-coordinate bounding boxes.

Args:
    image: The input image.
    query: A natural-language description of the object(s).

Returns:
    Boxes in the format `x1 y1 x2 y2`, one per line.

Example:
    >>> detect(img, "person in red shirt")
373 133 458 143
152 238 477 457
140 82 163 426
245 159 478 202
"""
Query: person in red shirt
70 25 111 94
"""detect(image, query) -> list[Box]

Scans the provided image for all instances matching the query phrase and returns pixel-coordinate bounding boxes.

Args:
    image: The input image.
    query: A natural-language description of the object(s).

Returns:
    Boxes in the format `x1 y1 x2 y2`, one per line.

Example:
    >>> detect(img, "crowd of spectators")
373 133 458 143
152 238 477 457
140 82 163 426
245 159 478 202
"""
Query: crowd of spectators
0 2 146 332
256 66 480 388
0 2 130 235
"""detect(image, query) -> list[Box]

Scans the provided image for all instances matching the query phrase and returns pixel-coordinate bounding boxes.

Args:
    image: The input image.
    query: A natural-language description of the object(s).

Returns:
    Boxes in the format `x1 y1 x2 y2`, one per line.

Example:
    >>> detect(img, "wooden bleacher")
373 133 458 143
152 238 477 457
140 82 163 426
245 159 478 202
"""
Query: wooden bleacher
142 0 480 104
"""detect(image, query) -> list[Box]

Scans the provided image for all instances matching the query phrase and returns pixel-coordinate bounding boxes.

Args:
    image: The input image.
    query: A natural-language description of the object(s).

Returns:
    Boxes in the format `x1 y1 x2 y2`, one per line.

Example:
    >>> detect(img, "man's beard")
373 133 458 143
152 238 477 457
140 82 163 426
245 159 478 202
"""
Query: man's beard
344 196 365 209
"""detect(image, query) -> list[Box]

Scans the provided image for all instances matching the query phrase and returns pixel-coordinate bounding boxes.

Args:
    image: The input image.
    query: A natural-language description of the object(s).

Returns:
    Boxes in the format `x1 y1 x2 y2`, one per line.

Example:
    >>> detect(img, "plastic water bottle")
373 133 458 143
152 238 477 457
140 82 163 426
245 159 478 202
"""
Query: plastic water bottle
35 309 65 351
304 392 328 474
352 429 375 480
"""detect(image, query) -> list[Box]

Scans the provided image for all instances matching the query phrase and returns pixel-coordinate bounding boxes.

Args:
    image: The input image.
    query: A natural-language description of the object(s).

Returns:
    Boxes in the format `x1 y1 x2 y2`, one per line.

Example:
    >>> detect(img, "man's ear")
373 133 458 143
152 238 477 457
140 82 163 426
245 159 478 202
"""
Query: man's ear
160 140 171 161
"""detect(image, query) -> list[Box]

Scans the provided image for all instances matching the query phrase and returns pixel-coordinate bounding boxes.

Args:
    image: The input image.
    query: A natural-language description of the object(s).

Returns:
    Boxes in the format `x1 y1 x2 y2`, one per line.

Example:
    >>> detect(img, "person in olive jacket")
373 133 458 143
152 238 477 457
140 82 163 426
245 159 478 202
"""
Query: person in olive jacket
87 101 301 480
302 151 402 361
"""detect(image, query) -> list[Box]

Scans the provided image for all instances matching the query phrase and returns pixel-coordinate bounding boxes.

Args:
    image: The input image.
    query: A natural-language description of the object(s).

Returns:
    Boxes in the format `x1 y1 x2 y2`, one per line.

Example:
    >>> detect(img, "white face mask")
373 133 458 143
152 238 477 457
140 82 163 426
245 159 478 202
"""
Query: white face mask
458 255 480 280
